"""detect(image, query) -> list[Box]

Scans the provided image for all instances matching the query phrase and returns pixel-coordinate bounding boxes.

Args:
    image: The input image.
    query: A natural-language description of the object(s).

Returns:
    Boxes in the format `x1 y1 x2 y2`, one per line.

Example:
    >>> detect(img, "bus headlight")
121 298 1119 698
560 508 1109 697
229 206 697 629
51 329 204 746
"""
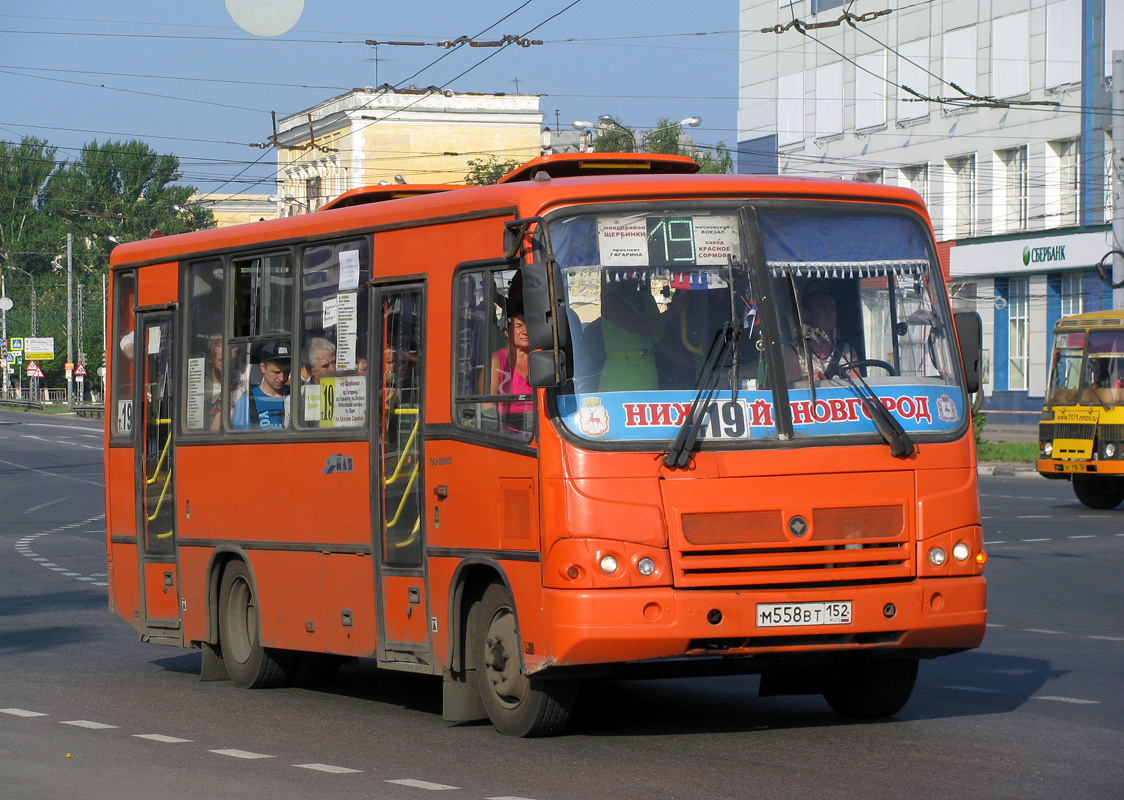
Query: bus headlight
952 541 971 561
928 547 947 567
599 555 619 575
1042 441 1053 457
1105 442 1117 459
636 557 655 576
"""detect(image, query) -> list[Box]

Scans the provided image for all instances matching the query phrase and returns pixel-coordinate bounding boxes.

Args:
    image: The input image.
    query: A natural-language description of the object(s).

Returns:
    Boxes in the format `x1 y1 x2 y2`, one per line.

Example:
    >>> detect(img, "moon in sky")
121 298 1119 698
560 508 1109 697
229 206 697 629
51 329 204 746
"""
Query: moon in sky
225 0 305 38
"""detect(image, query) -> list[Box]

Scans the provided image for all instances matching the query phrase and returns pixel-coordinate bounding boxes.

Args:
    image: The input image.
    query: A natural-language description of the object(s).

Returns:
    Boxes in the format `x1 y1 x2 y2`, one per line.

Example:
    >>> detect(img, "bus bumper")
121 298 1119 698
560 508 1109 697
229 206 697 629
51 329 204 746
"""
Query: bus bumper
1037 458 1124 476
540 576 986 667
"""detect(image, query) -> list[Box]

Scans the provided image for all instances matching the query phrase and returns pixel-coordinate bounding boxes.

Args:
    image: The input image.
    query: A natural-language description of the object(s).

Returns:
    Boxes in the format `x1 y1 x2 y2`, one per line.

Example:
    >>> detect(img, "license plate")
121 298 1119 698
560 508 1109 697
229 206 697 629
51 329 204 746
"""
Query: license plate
756 601 852 627
1062 463 1085 472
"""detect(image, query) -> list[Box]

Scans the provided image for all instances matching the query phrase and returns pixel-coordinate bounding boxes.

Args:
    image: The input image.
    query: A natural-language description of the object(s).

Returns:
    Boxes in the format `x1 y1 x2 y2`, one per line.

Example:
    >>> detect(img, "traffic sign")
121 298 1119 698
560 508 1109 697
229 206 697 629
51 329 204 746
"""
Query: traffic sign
10 337 24 352
75 363 87 377
4 352 14 364
26 360 44 378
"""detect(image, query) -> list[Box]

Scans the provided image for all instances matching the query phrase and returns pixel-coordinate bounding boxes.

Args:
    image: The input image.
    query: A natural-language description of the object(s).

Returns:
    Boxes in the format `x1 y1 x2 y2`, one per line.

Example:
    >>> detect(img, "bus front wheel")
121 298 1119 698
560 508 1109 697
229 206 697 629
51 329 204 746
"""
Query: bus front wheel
821 654 918 719
470 583 577 737
217 560 293 689
1072 474 1124 509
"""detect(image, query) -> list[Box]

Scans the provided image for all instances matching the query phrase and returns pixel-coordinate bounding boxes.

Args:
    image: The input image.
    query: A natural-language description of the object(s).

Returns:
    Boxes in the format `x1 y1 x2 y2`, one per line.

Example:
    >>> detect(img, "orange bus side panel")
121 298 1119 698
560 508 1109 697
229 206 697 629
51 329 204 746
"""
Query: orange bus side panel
916 466 981 541
246 549 326 651
142 561 180 621
319 553 376 655
105 446 139 625
176 545 211 644
109 543 140 630
380 575 429 645
135 261 179 307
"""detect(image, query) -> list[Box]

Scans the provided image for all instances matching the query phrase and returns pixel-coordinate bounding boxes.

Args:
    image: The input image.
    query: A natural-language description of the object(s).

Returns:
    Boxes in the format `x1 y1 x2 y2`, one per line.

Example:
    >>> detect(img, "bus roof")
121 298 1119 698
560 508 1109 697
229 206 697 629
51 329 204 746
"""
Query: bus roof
1055 310 1124 330
109 154 931 270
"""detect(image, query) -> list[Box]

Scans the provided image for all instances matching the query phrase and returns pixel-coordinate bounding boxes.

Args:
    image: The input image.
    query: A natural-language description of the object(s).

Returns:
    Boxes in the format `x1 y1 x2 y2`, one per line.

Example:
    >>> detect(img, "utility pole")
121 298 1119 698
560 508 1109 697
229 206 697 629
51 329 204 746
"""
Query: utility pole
1113 51 1123 309
67 232 74 409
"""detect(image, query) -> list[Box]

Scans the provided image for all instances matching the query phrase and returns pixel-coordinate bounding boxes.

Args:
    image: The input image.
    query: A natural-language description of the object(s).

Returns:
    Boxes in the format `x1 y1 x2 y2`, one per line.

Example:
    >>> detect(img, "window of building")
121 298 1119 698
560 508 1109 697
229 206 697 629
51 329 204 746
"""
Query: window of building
1048 138 1079 227
897 39 929 122
305 175 322 210
1007 276 1029 391
949 155 976 238
992 13 1029 98
815 62 844 139
943 26 979 102
777 72 804 147
453 266 533 441
1046 0 1081 87
999 146 1028 231
902 164 929 206
855 51 887 130
1061 272 1084 317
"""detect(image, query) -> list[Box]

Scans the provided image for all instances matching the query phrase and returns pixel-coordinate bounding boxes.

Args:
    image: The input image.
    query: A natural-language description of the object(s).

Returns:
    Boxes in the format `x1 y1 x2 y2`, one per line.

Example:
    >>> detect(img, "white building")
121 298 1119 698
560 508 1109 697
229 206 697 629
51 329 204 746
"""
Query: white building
738 0 1123 424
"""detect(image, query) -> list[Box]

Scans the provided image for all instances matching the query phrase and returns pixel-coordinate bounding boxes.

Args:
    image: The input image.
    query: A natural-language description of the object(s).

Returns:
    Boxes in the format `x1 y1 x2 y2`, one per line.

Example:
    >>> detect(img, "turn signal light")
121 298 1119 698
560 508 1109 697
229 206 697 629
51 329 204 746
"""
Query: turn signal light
976 550 988 566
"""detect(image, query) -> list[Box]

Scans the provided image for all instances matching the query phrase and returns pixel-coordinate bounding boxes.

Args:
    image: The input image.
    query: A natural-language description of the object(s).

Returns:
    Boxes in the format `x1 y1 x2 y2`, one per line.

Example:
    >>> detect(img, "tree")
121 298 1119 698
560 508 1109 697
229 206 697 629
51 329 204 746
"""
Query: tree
0 137 65 276
464 155 523 186
589 117 734 174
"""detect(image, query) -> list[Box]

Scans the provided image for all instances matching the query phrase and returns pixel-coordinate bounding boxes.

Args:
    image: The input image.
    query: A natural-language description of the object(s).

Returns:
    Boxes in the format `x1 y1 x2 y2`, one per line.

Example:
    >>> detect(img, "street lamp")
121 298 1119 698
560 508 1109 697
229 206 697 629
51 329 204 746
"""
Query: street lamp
572 116 703 154
268 193 311 215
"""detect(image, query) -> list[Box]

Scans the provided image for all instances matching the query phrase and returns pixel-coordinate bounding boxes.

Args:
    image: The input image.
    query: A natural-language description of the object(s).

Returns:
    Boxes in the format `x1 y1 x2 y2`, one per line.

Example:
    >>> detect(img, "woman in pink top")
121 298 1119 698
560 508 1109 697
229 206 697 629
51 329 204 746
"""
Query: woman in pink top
489 306 533 432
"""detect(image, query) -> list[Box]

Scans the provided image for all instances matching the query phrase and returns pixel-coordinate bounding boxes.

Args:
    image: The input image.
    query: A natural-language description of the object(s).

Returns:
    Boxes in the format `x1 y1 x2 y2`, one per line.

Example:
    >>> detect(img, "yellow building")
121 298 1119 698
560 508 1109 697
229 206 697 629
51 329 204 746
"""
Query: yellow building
273 87 543 212
201 194 275 227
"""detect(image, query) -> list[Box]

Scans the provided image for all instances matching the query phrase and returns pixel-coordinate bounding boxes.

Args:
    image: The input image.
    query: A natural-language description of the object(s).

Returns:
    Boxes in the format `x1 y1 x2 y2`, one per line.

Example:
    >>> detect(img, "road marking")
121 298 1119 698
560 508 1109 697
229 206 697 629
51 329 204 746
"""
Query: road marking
1067 535 1096 539
942 685 1004 693
134 734 194 743
1087 635 1124 641
209 748 274 760
488 796 542 800
986 623 1005 628
294 763 362 774
984 540 1005 544
61 720 118 730
1022 538 1050 542
1024 628 1064 635
1035 696 1100 705
1017 515 1051 519
387 779 460 791
22 497 67 515
0 708 48 718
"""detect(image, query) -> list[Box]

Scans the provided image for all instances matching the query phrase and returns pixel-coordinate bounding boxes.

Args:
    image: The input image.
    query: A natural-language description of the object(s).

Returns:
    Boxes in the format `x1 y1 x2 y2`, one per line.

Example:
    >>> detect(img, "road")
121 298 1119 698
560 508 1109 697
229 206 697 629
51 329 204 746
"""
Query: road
1 409 1121 799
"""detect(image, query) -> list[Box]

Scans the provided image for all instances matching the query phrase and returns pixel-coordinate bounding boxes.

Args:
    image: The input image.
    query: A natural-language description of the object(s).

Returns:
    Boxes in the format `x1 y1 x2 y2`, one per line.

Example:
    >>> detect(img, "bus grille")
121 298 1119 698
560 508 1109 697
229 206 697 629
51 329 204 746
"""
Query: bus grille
1098 424 1124 441
674 505 911 589
1043 423 1096 441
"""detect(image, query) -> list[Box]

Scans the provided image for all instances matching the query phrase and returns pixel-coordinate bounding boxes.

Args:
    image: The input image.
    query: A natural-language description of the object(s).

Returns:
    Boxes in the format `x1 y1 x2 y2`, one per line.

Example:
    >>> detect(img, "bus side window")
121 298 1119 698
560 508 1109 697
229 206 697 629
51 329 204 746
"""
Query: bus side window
229 253 293 433
110 270 137 438
183 260 226 433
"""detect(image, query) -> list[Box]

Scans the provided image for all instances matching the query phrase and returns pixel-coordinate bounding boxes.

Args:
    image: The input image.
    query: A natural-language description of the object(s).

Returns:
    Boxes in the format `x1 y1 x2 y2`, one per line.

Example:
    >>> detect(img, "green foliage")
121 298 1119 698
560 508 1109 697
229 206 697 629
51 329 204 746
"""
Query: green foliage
464 155 523 185
591 127 636 153
972 408 987 448
696 142 734 174
1 135 210 392
589 117 733 174
976 441 1037 463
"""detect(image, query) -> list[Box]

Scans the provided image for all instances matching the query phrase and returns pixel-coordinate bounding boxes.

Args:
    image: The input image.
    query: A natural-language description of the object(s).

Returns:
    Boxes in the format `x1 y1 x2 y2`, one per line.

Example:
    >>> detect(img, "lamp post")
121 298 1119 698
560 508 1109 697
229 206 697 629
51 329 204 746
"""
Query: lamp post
572 116 702 154
269 193 311 216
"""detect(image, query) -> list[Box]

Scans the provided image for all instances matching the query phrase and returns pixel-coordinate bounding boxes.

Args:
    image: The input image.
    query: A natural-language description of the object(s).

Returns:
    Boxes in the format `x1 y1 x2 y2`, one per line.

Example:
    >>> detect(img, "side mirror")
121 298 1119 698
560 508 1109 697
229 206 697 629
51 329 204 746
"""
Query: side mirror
954 310 982 394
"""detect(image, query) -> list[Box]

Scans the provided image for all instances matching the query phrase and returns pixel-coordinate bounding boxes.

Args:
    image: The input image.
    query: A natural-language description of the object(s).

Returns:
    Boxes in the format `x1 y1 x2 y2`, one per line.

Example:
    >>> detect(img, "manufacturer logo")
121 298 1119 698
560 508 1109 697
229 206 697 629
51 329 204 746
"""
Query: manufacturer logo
323 454 354 474
788 515 809 538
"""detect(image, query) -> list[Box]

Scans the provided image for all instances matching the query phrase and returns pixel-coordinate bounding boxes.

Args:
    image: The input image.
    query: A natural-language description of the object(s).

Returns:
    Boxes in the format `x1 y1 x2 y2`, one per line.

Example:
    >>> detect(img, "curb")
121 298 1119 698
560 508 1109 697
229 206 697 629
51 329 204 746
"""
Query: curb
977 463 1038 478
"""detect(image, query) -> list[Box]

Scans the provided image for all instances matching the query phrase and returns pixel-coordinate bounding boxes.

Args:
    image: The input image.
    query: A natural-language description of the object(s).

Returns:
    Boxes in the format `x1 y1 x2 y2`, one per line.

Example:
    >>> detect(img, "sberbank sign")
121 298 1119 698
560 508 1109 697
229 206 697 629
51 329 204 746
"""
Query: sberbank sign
1022 245 1066 266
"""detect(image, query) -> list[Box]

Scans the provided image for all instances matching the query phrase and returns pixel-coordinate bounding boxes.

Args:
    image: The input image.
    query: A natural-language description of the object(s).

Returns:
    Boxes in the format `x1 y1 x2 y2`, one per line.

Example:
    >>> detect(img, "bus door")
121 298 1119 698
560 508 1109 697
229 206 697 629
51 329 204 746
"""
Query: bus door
134 311 182 642
371 284 431 666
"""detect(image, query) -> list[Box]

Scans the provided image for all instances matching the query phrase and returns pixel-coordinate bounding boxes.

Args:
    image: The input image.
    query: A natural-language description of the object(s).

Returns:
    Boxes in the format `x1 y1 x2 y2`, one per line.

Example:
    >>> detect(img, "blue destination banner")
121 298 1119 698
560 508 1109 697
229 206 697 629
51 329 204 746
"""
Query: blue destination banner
557 385 964 442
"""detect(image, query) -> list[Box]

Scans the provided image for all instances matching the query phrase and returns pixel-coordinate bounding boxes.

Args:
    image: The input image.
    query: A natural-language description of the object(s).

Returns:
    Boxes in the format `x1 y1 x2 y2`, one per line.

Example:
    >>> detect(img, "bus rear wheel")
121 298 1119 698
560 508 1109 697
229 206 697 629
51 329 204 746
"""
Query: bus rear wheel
470 583 577 737
821 654 918 719
218 560 293 689
1072 474 1124 509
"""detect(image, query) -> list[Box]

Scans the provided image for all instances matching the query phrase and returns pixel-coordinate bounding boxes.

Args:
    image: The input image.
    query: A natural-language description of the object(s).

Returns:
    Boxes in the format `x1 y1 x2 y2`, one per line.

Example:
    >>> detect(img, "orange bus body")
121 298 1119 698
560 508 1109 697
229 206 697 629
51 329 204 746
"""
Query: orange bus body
105 155 986 736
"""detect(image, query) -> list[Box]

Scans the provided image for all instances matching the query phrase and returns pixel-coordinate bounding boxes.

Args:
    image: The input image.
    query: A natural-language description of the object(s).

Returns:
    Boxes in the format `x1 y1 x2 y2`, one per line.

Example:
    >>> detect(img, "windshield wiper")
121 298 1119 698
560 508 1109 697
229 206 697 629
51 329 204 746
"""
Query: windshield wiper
824 361 916 459
663 322 737 469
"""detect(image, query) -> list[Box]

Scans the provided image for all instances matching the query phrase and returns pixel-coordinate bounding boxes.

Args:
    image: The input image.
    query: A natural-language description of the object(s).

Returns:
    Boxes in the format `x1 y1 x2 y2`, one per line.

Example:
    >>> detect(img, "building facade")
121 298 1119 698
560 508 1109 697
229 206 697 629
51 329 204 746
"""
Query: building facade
273 87 543 213
738 0 1123 422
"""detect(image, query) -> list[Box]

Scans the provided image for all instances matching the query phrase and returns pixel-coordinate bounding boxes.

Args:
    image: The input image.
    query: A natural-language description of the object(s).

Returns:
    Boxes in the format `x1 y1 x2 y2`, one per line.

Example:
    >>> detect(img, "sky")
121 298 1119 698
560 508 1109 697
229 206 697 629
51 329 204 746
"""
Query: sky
0 1 739 200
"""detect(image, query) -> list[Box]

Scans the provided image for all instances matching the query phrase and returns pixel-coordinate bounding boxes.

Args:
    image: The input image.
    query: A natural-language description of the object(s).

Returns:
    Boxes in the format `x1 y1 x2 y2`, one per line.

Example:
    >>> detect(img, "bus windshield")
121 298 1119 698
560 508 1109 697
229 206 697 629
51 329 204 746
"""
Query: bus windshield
1082 330 1124 407
551 205 964 445
1046 331 1086 407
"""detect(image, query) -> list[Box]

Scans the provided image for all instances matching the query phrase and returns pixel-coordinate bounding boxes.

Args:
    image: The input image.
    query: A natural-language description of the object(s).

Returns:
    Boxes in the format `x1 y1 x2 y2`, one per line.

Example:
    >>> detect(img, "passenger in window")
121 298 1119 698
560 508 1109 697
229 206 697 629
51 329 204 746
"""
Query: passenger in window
784 286 858 383
598 273 687 391
232 342 291 430
302 336 337 384
204 335 225 431
489 298 532 431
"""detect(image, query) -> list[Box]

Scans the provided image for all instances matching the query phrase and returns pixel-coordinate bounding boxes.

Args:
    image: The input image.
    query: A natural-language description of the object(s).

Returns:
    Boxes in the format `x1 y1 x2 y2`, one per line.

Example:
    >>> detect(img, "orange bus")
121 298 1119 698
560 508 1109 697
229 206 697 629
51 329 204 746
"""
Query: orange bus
105 153 986 736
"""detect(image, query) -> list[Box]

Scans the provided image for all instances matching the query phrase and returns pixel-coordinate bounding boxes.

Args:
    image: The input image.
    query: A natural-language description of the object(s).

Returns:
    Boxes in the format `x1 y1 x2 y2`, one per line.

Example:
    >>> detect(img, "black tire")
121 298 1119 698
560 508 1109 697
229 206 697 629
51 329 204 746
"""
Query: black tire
217 560 293 689
821 654 918 719
470 583 577 737
1072 474 1124 510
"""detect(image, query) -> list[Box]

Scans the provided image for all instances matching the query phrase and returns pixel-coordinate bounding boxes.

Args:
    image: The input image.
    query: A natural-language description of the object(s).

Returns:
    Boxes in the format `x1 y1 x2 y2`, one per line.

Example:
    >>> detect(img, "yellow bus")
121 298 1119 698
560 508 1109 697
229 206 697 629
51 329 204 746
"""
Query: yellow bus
1038 310 1124 508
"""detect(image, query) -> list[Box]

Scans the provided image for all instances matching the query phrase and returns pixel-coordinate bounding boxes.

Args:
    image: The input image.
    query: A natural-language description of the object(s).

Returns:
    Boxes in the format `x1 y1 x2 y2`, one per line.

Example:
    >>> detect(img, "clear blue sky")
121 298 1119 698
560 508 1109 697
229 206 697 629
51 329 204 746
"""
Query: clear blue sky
0 2 738 198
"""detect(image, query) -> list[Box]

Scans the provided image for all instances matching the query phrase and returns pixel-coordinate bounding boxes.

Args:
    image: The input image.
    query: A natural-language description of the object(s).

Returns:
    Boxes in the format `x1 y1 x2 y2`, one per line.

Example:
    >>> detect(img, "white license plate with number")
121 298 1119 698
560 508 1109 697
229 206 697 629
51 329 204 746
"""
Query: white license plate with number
756 601 852 627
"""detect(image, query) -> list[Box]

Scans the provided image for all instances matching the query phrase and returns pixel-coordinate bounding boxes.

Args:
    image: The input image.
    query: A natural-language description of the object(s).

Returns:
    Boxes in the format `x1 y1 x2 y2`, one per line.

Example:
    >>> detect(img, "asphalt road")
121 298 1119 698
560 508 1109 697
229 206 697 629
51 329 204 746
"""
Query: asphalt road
1 408 1121 799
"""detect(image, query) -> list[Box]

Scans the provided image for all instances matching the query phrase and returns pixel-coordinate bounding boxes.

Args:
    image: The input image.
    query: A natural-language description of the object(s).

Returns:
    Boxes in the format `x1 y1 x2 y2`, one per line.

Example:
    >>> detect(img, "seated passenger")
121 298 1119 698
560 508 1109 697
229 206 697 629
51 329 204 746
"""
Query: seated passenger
302 336 337 385
784 287 858 383
232 342 291 430
598 274 687 392
489 300 533 431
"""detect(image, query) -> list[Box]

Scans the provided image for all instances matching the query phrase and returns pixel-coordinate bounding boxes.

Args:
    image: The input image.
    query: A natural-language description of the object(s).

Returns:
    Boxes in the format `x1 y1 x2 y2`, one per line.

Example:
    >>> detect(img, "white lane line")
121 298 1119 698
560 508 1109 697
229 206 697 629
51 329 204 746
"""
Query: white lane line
134 734 194 744
61 720 118 730
1068 535 1096 539
22 497 67 515
488 796 542 800
986 623 1005 628
209 748 274 760
1035 696 1100 705
1022 538 1051 542
942 685 1004 693
1024 628 1065 635
386 779 460 791
0 457 103 487
293 763 362 774
1017 515 1052 519
0 708 48 718
984 540 1005 544
1087 635 1124 641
